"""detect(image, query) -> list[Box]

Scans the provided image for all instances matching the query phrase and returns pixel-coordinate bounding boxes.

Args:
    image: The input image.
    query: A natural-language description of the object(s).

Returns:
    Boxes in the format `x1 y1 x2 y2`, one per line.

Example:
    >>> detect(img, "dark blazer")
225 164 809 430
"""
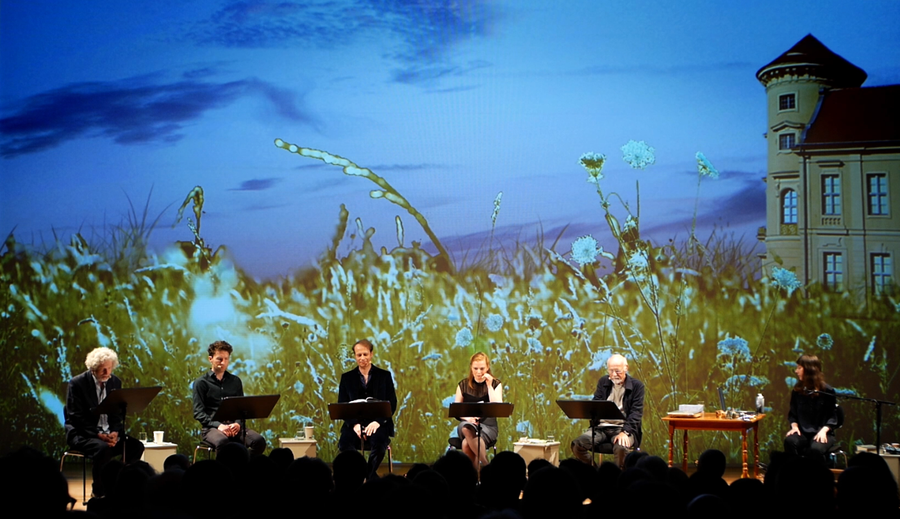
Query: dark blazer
338 365 398 437
65 370 125 445
593 374 644 447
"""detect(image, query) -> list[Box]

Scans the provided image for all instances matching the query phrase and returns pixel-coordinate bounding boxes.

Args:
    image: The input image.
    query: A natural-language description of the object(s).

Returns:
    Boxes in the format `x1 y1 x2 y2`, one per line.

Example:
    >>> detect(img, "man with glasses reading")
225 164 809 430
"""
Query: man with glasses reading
570 354 644 467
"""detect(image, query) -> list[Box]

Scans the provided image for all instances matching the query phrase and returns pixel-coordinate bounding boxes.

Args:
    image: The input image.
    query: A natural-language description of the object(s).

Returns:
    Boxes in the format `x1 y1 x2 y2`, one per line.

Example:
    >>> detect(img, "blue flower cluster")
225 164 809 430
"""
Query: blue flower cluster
769 267 802 296
717 336 751 362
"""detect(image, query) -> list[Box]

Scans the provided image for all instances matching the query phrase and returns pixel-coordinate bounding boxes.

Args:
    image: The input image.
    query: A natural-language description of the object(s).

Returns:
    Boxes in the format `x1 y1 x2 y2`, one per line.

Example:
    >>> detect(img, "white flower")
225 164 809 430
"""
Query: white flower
621 140 656 169
696 152 719 179
571 235 601 266
627 251 649 270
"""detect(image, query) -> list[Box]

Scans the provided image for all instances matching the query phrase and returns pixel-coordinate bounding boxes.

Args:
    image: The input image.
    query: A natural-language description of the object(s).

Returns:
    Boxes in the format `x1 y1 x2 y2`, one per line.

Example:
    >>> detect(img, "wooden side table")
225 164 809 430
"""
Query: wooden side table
661 413 765 478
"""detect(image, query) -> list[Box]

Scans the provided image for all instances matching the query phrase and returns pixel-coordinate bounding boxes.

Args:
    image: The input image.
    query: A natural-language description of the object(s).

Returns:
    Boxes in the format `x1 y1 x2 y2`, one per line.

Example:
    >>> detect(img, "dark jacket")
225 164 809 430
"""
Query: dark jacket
65 370 124 445
788 384 838 435
593 374 644 447
338 365 398 437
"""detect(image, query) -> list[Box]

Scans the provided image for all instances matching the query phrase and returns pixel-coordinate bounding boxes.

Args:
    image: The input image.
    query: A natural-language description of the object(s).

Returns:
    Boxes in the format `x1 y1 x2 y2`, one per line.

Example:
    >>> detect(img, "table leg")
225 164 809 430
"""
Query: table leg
740 428 749 478
753 423 759 479
667 424 675 467
682 430 689 473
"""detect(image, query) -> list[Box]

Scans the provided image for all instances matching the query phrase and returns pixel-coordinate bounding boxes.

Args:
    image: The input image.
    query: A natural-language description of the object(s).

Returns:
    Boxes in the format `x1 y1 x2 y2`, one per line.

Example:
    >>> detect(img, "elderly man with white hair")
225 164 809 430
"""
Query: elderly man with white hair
65 346 144 497
570 353 644 467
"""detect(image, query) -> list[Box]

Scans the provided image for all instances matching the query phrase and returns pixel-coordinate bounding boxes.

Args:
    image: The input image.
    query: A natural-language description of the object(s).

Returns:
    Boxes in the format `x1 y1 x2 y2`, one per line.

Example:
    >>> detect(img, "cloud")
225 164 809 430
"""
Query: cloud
570 61 752 77
184 1 502 86
230 178 282 191
0 74 317 158
369 163 444 172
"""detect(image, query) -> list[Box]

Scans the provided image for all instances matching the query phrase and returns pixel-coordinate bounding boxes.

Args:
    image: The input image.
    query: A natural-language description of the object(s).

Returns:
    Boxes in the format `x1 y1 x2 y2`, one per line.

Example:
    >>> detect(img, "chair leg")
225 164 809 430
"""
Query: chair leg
387 445 393 474
81 455 87 504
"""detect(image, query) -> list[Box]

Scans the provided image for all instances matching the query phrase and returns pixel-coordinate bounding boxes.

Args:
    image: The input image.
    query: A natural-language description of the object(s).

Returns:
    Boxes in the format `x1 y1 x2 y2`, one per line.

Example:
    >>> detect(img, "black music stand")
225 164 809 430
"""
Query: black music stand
95 386 162 463
214 394 281 446
329 400 394 458
448 402 514 479
556 399 625 467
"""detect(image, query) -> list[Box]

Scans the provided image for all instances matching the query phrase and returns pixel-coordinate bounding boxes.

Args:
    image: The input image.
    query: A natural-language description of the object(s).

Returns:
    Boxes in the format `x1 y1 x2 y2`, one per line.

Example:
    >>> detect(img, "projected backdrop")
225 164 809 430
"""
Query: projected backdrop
2 1 898 463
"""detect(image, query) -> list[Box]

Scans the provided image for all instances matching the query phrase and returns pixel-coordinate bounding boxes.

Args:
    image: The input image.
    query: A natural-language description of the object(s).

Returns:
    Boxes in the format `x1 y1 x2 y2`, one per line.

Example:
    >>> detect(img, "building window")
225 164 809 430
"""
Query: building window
823 252 843 291
779 133 795 150
779 93 796 111
782 189 797 224
867 173 888 215
871 253 893 295
822 174 841 215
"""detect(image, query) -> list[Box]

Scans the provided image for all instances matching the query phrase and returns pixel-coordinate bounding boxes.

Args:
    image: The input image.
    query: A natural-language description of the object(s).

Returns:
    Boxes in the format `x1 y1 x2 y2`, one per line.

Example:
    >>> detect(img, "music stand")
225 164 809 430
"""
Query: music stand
95 386 162 463
448 402 514 479
329 400 394 458
214 394 281 446
556 399 625 466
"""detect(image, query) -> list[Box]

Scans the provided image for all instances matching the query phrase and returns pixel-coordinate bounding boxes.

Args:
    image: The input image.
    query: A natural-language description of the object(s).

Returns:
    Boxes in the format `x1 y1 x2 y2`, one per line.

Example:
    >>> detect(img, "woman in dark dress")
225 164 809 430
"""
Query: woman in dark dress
452 352 502 468
784 354 838 463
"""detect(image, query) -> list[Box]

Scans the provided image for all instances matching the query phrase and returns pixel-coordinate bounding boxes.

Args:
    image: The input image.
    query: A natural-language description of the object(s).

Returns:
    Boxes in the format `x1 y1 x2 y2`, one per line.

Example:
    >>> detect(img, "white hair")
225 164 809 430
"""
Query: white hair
84 347 119 371
607 354 628 367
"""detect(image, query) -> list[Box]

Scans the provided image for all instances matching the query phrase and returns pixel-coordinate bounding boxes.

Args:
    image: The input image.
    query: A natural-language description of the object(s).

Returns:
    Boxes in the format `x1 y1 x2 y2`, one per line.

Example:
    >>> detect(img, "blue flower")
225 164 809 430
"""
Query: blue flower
863 337 876 362
695 152 719 179
293 381 304 394
769 267 802 296
579 152 606 184
571 235 601 266
422 353 442 361
455 328 474 348
717 336 751 362
527 337 543 354
485 314 504 332
621 140 656 169
816 333 833 350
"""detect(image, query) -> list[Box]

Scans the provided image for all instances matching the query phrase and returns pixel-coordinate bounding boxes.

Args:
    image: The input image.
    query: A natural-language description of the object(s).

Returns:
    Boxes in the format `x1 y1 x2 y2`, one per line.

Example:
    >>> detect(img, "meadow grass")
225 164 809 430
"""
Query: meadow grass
1 145 897 465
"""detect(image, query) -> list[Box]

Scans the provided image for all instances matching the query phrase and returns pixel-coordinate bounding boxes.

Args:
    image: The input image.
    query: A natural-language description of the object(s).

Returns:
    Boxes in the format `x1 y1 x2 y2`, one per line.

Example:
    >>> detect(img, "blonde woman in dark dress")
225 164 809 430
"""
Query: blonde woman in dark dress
452 352 502 468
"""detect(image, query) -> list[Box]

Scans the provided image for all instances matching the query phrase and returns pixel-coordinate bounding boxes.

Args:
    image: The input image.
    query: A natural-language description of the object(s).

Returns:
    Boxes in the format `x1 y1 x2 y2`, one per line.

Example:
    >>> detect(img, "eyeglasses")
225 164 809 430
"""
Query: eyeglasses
607 368 625 375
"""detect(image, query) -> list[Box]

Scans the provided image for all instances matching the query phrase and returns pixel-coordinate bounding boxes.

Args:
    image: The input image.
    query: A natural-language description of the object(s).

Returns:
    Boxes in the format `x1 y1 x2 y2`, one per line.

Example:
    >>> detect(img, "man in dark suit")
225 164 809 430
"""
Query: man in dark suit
570 353 644 468
65 347 144 496
338 339 397 481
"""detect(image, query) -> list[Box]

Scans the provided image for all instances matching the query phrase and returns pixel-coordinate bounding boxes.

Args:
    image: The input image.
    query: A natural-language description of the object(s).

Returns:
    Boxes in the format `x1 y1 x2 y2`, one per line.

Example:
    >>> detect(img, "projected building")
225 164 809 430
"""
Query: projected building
757 34 900 298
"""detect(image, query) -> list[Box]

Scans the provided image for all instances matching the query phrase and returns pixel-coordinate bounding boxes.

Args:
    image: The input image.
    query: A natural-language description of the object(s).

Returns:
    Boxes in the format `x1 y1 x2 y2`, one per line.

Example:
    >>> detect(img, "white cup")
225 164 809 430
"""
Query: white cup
153 430 164 444
304 425 314 440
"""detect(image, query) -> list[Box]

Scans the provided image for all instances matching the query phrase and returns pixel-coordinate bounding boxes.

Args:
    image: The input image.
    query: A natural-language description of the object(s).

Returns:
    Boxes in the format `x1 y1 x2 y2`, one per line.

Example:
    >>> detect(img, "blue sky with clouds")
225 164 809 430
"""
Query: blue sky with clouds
2 1 899 278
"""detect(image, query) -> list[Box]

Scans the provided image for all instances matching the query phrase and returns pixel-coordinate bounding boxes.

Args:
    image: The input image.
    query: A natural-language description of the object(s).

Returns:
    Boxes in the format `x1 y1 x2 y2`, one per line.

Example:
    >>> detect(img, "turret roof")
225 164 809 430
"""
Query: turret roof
756 34 867 87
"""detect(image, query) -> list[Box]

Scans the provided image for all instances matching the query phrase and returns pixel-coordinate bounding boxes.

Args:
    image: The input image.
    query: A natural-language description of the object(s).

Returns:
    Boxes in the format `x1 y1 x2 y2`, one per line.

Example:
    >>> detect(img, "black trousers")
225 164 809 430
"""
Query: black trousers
339 427 390 481
68 434 145 495
202 426 267 456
